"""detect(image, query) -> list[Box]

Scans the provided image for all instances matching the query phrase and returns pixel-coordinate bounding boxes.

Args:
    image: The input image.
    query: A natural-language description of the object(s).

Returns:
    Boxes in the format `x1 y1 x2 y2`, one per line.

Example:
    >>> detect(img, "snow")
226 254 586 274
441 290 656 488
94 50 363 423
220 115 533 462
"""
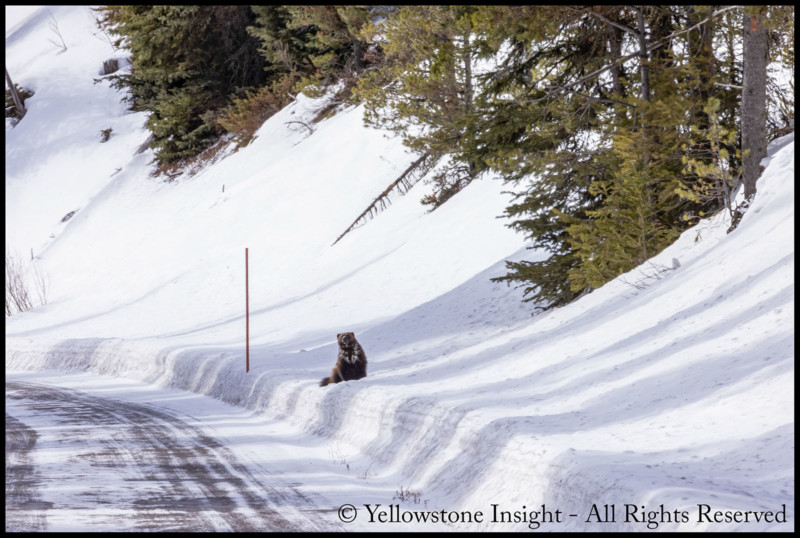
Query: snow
5 5 43 36
6 6 794 532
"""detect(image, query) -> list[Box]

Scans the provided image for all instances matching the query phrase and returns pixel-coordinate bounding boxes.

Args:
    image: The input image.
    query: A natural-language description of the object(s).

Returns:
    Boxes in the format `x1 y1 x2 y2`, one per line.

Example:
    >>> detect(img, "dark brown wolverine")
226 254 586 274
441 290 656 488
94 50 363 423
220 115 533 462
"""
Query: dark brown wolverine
320 332 367 387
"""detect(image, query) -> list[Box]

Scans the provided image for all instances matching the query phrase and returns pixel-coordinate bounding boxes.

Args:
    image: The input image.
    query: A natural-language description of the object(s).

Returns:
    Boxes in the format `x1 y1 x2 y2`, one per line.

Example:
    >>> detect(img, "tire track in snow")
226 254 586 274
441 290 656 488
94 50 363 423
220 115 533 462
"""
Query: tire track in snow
5 413 51 531
5 380 329 532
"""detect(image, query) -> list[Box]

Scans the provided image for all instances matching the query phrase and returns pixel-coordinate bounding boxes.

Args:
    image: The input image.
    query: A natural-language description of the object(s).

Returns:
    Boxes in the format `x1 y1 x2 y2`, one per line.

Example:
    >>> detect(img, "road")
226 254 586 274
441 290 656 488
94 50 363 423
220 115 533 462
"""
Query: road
5 379 335 532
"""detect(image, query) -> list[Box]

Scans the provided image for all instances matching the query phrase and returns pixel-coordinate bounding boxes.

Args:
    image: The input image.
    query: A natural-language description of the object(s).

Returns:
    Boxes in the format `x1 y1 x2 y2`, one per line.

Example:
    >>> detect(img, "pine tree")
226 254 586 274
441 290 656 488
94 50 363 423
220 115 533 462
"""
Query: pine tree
244 5 377 122
562 7 748 290
476 6 637 307
357 6 487 207
481 6 743 307
285 6 374 94
96 6 267 165
355 5 791 309
247 6 314 80
765 6 794 138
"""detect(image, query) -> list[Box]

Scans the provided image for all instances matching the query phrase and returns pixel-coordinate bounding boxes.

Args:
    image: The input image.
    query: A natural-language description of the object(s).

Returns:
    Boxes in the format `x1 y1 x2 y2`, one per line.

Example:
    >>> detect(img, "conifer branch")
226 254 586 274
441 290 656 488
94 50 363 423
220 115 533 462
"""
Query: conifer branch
571 7 640 37
528 6 740 104
332 152 435 246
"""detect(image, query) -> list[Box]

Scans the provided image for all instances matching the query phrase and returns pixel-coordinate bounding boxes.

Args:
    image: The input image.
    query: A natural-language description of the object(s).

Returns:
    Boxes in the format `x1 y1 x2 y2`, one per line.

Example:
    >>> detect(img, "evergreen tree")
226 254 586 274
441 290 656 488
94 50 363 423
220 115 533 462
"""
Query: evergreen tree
283 6 374 95
96 6 267 165
246 5 377 117
478 6 745 307
358 6 487 207
358 5 790 307
561 7 748 290
765 6 794 138
475 6 637 306
287 6 371 77
247 5 314 80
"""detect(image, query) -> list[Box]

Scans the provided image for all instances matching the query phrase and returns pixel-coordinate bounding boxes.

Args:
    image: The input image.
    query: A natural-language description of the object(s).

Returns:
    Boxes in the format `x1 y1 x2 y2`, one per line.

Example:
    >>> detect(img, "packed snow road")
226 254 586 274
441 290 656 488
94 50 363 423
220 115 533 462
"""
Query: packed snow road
5 378 335 532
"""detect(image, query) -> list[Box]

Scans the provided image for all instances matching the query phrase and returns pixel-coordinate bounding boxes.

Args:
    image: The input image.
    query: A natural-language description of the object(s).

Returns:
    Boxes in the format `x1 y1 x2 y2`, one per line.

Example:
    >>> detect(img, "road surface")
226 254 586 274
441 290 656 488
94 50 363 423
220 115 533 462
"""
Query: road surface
5 379 335 532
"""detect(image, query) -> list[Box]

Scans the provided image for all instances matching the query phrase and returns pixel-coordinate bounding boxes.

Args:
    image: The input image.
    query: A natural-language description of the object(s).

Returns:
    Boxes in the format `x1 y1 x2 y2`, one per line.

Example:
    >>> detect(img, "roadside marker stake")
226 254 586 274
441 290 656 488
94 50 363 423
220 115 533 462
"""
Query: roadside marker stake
246 247 249 373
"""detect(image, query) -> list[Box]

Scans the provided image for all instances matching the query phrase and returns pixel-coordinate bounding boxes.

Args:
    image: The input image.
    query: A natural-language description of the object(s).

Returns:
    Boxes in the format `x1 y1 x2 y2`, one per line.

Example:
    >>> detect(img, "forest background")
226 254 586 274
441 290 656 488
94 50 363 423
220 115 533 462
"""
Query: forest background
12 5 789 311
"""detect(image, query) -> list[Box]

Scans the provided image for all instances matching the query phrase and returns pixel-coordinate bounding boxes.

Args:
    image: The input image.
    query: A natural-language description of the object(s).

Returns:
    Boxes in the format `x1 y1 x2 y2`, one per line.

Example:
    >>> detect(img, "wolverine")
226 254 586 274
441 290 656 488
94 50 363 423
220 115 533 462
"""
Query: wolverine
320 332 367 387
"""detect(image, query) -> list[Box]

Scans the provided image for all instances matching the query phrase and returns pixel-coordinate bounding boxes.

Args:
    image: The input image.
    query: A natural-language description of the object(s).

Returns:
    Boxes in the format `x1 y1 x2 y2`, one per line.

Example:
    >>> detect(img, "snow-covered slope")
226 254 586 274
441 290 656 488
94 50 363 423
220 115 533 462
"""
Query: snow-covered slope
6 7 794 531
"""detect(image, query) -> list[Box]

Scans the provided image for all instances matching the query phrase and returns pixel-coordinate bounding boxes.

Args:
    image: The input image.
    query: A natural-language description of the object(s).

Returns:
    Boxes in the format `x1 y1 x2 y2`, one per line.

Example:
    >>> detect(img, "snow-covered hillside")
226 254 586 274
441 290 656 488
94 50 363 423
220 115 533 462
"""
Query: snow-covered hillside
6 6 794 532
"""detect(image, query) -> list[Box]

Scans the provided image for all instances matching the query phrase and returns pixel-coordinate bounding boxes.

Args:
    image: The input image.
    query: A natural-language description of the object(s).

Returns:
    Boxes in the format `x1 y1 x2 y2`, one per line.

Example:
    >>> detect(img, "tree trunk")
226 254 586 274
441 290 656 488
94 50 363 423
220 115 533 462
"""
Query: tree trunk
5 68 26 118
686 7 722 207
608 26 627 123
636 7 650 105
462 32 473 115
686 6 715 127
741 10 768 202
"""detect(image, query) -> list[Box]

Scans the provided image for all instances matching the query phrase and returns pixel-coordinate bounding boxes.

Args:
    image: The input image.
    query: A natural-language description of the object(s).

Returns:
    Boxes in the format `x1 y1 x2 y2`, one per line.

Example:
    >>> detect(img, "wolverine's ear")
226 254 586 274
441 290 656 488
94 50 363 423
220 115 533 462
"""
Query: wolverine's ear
337 333 342 338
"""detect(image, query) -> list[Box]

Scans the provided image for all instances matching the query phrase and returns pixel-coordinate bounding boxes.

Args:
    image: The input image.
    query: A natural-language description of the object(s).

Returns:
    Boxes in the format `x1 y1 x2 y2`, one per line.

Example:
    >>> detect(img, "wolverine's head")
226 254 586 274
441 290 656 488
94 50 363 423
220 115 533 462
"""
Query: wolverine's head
337 332 355 349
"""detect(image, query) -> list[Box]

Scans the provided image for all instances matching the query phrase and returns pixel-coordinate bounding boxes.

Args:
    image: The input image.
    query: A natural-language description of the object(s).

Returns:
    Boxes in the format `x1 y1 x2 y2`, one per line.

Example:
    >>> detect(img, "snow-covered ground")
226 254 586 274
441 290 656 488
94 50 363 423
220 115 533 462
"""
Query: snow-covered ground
6 6 794 532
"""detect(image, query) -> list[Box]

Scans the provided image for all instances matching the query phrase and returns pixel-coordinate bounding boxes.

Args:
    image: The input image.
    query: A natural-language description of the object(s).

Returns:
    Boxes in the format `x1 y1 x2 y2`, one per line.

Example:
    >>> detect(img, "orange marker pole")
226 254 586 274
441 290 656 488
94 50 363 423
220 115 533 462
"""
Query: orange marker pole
246 247 249 373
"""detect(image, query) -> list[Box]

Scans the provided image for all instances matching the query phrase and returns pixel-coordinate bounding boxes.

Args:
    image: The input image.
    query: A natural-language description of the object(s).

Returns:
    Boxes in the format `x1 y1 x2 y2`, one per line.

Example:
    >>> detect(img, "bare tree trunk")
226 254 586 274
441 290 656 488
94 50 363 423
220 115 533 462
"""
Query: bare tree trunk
608 26 627 123
635 5 655 255
462 32 473 115
5 68 26 117
332 152 435 246
462 31 477 178
636 7 650 105
741 10 768 202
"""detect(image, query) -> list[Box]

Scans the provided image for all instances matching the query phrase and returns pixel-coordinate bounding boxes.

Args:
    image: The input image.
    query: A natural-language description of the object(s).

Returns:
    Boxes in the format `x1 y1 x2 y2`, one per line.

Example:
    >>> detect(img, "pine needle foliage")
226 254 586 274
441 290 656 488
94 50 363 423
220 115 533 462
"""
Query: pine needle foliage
357 6 489 208
91 5 793 311
96 6 268 165
467 6 791 309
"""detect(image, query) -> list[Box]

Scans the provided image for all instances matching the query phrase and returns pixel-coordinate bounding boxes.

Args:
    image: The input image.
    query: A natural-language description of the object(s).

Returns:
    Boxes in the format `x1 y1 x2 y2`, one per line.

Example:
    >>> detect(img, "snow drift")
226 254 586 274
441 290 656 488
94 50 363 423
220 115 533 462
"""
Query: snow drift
6 6 794 531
